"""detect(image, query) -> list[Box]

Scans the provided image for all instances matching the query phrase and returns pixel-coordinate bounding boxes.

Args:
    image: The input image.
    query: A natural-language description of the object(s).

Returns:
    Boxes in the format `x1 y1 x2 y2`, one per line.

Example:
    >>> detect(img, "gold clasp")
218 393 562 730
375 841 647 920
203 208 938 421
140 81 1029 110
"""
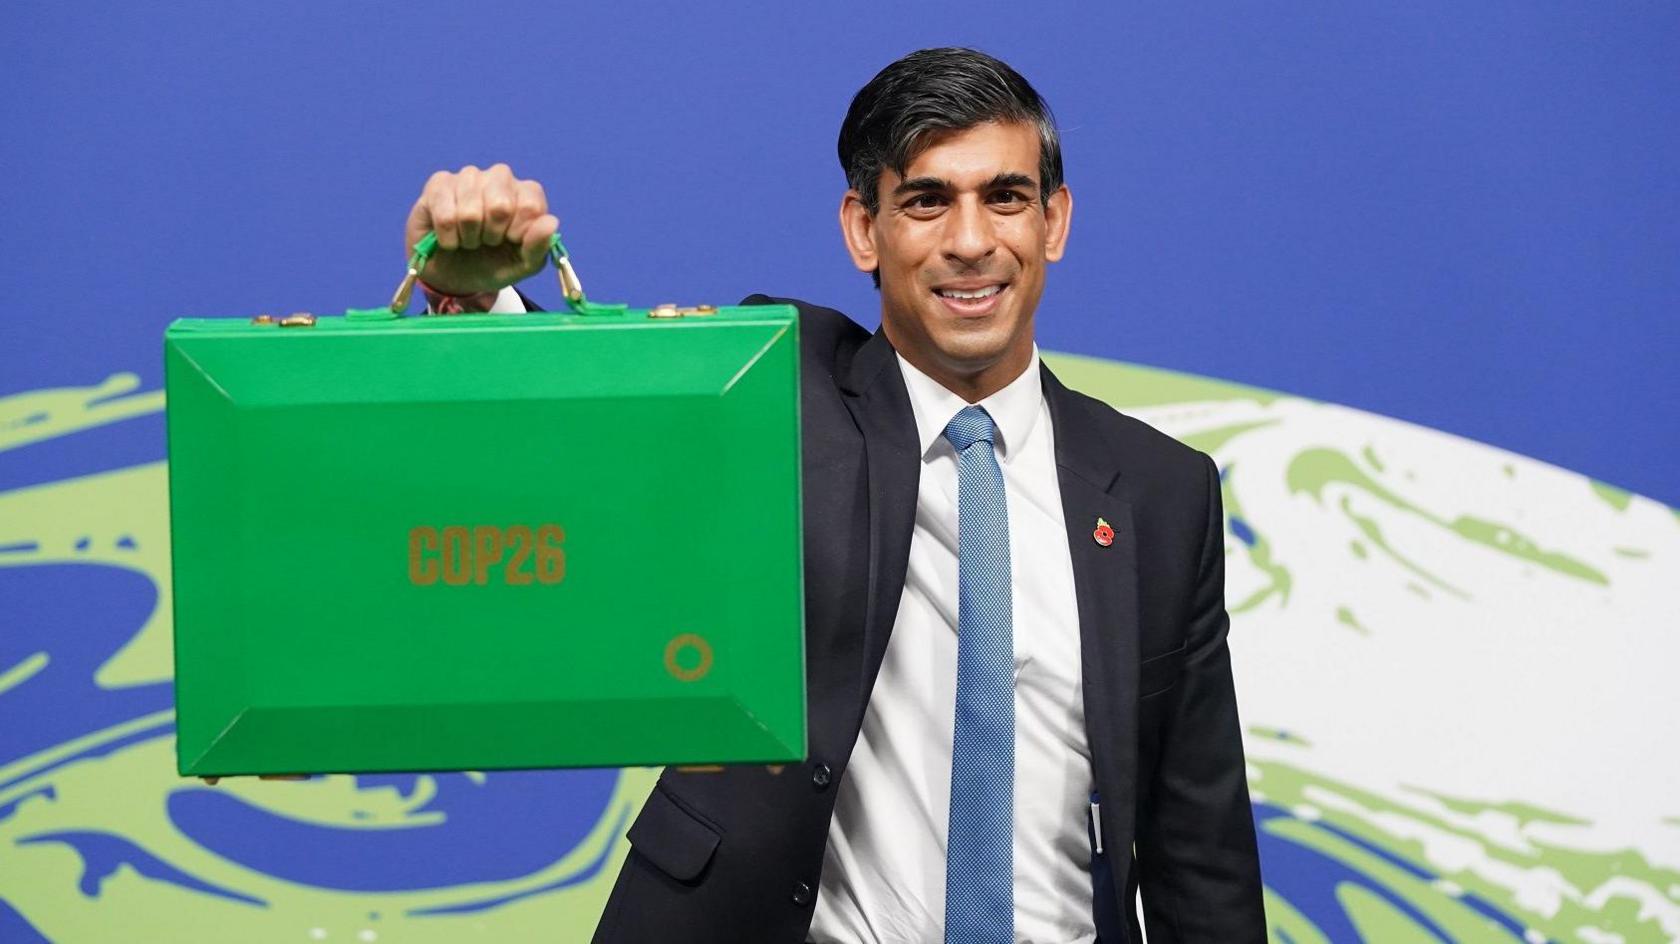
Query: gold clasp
556 254 585 304
646 304 718 319
390 266 421 313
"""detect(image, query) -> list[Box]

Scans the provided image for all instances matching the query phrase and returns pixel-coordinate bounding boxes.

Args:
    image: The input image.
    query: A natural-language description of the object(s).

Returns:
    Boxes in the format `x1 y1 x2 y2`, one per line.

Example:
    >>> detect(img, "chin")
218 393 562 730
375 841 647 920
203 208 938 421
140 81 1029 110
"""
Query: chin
928 331 1018 373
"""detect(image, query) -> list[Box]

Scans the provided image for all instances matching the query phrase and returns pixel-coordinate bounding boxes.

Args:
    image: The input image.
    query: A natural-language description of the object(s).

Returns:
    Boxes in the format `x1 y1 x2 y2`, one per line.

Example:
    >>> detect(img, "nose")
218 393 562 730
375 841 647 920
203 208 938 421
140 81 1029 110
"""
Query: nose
941 196 997 269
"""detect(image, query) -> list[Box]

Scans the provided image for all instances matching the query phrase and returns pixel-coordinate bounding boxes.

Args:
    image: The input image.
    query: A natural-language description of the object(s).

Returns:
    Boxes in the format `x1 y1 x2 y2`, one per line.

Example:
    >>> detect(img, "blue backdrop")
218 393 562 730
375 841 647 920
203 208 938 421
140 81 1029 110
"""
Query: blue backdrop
3 3 1678 942
2 0 1675 502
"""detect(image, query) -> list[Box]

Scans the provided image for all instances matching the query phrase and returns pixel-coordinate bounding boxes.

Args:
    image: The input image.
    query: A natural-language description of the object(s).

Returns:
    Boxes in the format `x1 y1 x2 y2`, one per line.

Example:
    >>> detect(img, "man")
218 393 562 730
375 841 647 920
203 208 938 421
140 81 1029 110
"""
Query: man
405 47 1263 944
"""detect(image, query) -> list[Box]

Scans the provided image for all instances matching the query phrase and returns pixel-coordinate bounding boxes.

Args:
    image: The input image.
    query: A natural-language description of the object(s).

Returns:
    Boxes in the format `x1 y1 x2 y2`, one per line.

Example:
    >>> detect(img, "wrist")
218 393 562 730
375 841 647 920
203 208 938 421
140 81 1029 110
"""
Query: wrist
420 278 501 314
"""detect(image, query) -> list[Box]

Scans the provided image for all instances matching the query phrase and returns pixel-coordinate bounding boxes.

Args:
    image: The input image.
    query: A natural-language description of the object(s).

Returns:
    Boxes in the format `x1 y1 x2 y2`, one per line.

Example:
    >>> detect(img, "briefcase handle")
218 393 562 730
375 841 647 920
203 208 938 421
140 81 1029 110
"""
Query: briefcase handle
389 231 627 316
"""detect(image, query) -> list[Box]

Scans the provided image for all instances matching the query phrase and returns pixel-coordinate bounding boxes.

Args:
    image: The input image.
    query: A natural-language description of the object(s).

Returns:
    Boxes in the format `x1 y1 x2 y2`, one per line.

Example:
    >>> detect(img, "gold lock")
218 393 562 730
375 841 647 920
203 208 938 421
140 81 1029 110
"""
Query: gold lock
279 313 317 328
250 314 276 325
648 304 718 319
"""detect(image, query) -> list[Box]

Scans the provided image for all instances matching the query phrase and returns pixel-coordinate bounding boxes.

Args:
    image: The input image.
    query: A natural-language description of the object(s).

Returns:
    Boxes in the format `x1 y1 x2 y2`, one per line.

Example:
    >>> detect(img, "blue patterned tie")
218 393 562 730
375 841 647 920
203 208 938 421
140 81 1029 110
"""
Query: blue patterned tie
942 405 1014 943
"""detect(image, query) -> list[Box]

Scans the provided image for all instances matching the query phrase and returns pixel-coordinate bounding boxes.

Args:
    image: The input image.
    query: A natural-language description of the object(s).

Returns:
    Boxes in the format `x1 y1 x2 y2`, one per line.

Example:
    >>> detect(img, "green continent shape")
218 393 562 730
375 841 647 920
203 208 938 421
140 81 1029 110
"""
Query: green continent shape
1287 447 1608 586
6 362 1679 942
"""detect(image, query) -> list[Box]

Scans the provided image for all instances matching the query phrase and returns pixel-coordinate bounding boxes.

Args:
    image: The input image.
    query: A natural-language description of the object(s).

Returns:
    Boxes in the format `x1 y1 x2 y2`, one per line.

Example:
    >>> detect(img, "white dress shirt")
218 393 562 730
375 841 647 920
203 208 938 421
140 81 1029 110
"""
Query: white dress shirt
485 285 527 313
808 348 1096 944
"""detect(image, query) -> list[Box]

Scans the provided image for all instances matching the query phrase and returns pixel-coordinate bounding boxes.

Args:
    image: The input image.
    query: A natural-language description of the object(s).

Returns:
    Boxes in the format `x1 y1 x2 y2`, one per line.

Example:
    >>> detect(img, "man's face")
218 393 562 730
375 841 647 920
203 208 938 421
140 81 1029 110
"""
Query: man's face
841 120 1072 394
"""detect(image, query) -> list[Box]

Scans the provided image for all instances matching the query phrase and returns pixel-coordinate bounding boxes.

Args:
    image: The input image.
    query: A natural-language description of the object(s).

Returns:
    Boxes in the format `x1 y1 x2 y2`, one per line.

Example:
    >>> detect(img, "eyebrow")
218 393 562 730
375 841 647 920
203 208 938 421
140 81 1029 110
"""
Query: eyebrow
892 172 1041 199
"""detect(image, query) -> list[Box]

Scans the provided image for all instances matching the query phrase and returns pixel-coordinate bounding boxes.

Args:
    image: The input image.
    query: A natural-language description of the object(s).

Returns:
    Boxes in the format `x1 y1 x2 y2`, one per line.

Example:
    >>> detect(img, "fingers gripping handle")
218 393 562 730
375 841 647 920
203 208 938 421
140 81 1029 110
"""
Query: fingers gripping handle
389 232 625 315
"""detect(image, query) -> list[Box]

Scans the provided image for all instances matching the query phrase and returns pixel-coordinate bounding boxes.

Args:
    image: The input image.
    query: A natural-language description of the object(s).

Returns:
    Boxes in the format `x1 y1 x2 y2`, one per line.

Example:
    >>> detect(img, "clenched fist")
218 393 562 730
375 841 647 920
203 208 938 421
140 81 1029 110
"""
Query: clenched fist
404 163 560 297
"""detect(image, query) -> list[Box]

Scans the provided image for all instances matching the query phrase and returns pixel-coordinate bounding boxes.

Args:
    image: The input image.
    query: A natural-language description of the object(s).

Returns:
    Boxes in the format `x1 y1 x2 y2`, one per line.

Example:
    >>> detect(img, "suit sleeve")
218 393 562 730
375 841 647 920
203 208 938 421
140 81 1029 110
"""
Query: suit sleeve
1135 451 1266 942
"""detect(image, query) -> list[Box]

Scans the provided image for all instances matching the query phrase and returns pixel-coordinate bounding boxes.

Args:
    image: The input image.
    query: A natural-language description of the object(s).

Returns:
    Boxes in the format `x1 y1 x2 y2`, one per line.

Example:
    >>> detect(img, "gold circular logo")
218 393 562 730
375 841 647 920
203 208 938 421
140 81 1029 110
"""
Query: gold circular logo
664 633 714 682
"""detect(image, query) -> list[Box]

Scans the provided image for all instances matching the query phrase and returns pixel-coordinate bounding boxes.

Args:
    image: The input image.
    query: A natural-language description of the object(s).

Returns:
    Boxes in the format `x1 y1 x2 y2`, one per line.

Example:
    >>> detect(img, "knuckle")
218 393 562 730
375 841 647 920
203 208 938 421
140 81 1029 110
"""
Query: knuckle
485 198 513 222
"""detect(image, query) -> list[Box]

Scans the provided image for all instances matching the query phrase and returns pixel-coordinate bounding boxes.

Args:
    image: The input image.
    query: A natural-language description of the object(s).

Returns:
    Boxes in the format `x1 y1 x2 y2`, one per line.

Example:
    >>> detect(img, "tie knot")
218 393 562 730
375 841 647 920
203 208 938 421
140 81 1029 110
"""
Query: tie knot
943 405 997 452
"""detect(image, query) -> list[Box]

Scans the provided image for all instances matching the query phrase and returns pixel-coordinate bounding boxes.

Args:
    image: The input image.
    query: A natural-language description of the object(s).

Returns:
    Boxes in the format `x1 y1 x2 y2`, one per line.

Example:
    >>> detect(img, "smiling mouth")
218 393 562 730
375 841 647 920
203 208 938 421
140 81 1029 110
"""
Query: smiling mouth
935 284 1004 300
933 282 1009 316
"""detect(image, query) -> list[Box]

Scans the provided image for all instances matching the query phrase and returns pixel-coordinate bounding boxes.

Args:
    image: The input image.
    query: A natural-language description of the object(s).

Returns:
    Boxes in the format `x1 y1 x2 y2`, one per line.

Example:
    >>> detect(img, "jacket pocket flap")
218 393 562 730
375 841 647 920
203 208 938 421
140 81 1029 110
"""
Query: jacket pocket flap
1139 643 1187 698
627 787 721 883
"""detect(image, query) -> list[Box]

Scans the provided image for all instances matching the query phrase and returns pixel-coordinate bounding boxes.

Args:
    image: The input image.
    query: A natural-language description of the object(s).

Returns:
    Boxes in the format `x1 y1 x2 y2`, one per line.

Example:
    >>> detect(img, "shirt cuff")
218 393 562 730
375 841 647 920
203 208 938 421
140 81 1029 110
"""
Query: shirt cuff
487 285 528 314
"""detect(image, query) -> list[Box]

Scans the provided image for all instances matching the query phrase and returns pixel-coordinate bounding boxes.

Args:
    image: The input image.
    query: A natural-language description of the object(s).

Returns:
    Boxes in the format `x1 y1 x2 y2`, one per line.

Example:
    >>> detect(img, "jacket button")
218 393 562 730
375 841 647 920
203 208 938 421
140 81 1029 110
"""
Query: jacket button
791 881 813 906
811 763 832 790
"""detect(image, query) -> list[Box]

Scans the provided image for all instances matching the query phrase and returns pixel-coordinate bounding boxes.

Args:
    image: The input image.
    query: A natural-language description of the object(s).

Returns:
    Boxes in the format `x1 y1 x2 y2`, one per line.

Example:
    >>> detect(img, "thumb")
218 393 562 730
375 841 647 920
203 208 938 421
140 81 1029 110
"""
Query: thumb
519 214 559 272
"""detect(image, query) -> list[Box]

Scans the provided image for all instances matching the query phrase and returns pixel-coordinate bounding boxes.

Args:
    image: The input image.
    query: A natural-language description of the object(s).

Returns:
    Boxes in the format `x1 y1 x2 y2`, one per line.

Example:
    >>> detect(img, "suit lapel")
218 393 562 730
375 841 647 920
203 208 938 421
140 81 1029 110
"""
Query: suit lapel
1043 367 1141 843
836 344 1141 838
839 328 921 722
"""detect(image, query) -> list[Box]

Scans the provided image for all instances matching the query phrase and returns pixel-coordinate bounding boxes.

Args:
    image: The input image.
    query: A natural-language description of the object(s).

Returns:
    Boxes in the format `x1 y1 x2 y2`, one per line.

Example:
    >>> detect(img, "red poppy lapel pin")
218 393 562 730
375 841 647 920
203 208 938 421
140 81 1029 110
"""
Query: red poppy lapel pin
1093 517 1115 547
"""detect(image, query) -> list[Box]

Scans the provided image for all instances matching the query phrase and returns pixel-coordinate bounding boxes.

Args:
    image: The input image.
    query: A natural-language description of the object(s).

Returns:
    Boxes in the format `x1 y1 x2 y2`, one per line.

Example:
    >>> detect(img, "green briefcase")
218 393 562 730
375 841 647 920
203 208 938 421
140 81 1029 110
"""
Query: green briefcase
165 233 804 776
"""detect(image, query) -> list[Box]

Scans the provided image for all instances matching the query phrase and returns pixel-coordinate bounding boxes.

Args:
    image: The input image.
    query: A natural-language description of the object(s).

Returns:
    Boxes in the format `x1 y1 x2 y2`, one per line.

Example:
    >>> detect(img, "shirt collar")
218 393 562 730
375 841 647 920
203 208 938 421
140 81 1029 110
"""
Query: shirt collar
895 345 1045 464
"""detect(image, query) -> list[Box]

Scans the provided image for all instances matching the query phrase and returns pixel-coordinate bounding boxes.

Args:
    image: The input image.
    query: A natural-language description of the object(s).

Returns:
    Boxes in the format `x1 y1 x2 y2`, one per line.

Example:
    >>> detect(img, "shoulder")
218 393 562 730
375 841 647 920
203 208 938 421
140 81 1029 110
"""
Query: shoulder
1055 380 1212 475
738 294 871 379
1047 374 1218 528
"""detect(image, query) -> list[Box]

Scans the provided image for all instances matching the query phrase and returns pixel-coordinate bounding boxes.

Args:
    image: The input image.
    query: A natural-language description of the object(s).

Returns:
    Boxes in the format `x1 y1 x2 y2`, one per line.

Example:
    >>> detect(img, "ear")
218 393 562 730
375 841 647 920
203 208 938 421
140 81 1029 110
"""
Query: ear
1043 184 1073 263
839 189 879 275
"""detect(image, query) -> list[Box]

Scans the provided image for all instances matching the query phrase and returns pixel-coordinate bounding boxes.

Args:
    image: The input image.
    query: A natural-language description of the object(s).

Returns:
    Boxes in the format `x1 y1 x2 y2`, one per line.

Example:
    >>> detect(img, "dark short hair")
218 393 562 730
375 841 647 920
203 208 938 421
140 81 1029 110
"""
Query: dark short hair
838 47 1064 216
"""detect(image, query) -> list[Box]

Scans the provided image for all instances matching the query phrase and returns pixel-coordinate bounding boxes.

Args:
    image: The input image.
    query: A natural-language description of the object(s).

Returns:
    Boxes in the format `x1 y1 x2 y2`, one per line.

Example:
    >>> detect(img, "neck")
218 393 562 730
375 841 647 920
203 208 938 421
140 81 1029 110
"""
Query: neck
886 328 1034 403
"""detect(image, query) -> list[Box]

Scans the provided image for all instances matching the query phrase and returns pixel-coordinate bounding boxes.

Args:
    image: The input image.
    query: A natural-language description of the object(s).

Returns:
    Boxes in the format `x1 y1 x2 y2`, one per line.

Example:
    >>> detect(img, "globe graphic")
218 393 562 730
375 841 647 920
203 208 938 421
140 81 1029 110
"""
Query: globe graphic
2 359 1676 942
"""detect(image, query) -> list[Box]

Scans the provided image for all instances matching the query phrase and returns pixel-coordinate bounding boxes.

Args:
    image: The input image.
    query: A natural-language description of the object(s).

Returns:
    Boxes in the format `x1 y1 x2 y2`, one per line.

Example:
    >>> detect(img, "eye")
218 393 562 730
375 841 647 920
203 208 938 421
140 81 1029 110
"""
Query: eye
989 190 1029 205
908 193 945 210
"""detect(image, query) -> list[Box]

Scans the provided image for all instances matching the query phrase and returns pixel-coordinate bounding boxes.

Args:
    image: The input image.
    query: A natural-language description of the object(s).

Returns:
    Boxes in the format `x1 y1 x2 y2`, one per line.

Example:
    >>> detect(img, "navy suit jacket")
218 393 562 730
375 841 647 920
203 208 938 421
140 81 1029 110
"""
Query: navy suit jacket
590 297 1265 943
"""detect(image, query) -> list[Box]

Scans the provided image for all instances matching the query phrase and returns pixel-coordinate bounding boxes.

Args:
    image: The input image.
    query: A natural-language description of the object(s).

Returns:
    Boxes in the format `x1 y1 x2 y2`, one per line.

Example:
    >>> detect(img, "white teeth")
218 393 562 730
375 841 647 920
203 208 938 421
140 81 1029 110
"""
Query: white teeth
937 285 1002 300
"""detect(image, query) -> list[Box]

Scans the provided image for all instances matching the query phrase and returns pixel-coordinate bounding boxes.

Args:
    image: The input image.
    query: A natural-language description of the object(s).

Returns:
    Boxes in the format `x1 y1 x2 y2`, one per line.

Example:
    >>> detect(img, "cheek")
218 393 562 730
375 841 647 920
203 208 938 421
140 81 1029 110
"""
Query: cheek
885 246 924 279
1005 224 1049 266
881 222 940 268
